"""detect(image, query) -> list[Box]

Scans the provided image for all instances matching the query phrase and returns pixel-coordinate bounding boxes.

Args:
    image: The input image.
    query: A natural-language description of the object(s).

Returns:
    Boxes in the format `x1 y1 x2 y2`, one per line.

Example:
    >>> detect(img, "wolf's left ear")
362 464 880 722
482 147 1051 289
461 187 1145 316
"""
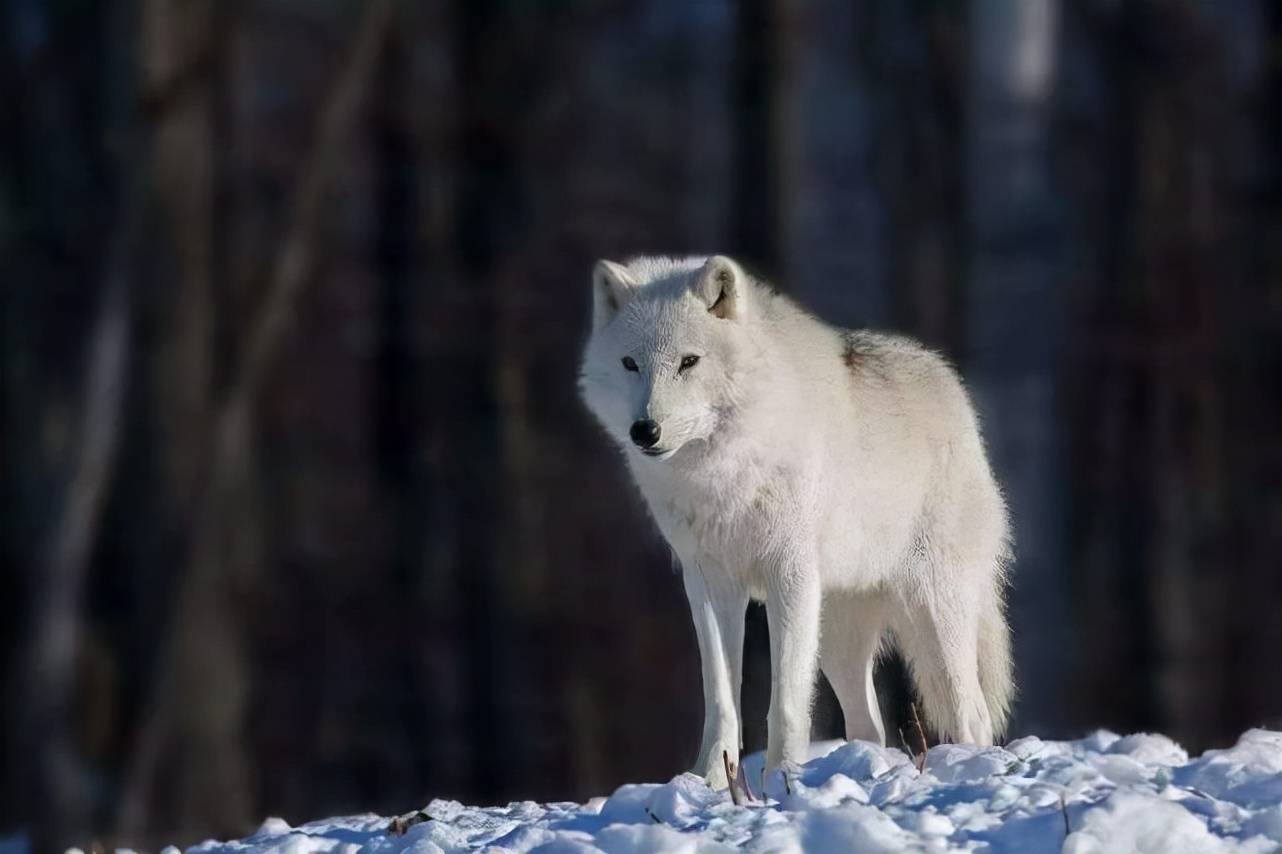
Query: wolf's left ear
694 255 746 320
592 260 636 328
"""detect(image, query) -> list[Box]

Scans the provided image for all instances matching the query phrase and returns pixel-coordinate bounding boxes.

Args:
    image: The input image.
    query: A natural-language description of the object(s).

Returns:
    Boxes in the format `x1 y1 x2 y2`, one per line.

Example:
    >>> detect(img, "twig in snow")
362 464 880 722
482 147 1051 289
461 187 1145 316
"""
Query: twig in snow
723 750 743 806
645 807 663 824
388 811 433 835
910 702 929 772
1059 793 1071 837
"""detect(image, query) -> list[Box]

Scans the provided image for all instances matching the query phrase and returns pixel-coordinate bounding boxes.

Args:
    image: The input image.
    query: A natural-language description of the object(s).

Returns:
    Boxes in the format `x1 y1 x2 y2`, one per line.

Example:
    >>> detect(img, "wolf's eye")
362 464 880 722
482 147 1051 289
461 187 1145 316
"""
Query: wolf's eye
678 354 700 373
622 356 639 372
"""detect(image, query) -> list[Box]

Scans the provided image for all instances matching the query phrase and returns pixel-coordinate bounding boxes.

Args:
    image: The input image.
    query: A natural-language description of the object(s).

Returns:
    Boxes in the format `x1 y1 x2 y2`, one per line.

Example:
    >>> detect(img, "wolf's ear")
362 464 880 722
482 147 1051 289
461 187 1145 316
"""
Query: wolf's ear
694 255 746 320
592 260 636 328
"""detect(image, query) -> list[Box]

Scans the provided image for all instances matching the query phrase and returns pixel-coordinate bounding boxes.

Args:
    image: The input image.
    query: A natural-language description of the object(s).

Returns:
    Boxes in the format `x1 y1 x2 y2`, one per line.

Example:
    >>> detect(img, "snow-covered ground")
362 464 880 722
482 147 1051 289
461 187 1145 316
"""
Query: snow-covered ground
182 729 1282 854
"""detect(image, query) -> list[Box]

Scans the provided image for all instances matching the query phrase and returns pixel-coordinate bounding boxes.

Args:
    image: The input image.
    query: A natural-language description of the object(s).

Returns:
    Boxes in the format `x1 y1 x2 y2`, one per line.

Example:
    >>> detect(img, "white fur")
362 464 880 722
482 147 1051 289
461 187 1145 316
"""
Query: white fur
579 255 1014 788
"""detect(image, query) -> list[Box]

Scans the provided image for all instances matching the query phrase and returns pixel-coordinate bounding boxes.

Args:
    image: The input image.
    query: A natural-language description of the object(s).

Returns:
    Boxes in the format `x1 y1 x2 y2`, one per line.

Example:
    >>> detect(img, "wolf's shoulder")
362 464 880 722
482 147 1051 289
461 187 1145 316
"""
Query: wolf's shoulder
822 329 975 416
834 329 950 376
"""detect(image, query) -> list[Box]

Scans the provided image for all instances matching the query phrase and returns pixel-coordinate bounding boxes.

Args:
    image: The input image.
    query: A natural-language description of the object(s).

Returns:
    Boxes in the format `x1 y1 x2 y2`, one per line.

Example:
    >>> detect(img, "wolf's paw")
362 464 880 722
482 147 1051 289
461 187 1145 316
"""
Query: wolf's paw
695 761 730 790
700 765 730 790
762 759 804 799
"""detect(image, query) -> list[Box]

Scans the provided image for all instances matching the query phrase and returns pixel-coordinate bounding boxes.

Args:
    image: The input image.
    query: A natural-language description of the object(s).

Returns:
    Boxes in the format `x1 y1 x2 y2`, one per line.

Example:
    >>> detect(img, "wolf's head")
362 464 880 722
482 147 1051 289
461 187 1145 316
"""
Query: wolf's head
579 255 758 463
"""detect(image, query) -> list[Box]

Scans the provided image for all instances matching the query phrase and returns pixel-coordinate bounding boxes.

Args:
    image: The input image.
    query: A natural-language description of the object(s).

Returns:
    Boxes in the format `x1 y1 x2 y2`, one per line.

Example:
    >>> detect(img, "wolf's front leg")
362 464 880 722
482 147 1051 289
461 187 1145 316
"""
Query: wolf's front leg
681 562 747 789
764 553 822 774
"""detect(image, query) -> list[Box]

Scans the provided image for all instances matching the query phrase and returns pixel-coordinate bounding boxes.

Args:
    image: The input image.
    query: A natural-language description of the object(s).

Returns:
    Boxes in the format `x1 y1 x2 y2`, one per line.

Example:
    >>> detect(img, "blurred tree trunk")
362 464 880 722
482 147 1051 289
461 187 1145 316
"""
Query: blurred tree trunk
731 0 792 278
21 182 136 854
115 0 250 841
405 0 473 800
1107 1 1267 747
117 2 394 843
1058 0 1156 737
371 14 449 807
963 0 1070 736
782 0 888 328
1 1 138 847
1236 0 1282 738
1062 0 1280 749
1129 3 1234 747
145 0 218 495
858 2 966 350
447 0 522 799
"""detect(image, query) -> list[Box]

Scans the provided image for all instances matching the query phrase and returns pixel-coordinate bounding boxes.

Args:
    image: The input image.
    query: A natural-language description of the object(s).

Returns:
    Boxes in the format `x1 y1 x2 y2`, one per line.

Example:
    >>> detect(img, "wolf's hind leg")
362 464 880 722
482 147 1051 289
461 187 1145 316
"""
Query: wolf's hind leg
891 582 994 746
820 591 887 745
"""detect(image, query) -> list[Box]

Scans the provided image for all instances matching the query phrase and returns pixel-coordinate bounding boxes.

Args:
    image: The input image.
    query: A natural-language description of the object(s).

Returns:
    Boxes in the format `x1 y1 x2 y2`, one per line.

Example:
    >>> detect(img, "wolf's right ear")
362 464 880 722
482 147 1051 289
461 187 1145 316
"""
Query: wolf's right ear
694 255 747 320
592 260 636 328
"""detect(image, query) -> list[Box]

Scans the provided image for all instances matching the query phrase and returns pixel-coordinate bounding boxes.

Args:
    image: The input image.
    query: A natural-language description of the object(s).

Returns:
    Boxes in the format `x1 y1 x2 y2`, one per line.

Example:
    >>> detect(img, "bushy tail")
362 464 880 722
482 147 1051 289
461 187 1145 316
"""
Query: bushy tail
978 591 1015 739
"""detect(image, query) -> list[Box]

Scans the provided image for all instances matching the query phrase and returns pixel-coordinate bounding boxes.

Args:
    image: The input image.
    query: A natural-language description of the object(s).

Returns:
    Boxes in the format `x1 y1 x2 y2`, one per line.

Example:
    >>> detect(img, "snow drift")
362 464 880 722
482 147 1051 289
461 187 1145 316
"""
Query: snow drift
177 729 1282 853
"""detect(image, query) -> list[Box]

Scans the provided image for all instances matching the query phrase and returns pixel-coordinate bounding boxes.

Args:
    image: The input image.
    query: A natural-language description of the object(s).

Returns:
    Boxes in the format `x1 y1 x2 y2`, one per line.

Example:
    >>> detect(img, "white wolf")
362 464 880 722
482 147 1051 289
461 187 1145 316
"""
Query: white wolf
578 255 1013 787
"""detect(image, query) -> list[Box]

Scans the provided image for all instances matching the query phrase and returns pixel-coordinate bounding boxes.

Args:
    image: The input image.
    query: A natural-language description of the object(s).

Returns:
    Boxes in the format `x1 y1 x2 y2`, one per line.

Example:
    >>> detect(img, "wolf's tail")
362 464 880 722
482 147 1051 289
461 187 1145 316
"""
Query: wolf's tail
977 586 1015 739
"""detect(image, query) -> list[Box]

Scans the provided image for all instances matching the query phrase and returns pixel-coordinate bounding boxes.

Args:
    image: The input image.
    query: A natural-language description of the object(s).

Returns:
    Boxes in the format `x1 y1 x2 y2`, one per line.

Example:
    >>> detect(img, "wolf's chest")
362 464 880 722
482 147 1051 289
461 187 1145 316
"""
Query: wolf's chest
642 469 784 574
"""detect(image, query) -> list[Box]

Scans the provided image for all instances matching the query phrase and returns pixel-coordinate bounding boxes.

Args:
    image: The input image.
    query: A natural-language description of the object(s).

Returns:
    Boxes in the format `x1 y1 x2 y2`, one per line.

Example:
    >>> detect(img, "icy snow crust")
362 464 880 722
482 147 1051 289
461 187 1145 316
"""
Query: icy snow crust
189 730 1282 854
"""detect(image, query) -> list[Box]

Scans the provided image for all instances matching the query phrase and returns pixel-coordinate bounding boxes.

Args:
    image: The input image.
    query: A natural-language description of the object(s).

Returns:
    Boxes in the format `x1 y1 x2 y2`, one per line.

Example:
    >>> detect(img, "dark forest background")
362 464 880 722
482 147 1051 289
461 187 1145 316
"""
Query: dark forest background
3 0 1281 849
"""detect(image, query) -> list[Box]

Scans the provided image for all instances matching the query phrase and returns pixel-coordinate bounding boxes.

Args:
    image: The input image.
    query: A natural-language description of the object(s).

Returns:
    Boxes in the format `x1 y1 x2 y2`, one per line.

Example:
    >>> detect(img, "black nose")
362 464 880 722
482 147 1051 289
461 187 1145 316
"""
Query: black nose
630 419 661 449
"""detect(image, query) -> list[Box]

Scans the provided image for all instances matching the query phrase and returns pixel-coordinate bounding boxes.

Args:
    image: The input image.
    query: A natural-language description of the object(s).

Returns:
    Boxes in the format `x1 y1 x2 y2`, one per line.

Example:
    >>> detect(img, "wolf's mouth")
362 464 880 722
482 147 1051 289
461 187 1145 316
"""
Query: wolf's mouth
641 447 676 459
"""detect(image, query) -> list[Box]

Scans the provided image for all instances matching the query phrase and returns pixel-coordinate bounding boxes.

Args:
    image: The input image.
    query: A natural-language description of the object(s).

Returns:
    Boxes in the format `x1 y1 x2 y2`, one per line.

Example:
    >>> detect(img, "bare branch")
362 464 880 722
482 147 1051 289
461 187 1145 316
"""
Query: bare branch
23 185 137 850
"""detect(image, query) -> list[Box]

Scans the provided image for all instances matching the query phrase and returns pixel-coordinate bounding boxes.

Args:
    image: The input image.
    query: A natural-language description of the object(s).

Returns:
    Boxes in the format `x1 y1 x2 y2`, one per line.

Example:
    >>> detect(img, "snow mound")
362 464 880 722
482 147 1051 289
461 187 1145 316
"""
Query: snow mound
186 730 1282 854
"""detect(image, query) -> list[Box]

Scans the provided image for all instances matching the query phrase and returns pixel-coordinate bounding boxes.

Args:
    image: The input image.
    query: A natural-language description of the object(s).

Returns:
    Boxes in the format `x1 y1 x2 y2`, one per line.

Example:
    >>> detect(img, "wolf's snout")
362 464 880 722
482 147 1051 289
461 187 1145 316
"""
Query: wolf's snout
630 419 662 449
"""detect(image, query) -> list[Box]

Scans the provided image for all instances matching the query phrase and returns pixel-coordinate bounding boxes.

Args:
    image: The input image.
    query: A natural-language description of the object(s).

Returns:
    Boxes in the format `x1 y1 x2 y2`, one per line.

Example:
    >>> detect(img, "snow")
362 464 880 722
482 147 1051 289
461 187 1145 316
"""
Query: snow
178 730 1282 853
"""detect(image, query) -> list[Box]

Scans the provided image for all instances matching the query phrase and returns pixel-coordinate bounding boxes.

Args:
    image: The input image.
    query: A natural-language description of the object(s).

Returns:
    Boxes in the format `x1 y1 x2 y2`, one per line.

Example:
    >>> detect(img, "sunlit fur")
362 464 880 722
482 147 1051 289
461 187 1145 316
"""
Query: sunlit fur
579 255 1013 788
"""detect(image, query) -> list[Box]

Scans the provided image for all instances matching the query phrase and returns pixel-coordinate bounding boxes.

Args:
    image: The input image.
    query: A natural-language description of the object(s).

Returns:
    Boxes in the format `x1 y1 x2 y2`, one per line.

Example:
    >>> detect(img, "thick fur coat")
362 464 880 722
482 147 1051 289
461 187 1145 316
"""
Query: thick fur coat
579 255 1013 787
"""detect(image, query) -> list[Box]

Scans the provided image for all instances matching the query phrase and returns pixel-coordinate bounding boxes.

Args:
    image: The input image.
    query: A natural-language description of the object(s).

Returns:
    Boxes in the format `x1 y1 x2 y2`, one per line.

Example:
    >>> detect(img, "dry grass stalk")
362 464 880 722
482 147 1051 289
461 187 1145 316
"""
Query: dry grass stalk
910 702 929 772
